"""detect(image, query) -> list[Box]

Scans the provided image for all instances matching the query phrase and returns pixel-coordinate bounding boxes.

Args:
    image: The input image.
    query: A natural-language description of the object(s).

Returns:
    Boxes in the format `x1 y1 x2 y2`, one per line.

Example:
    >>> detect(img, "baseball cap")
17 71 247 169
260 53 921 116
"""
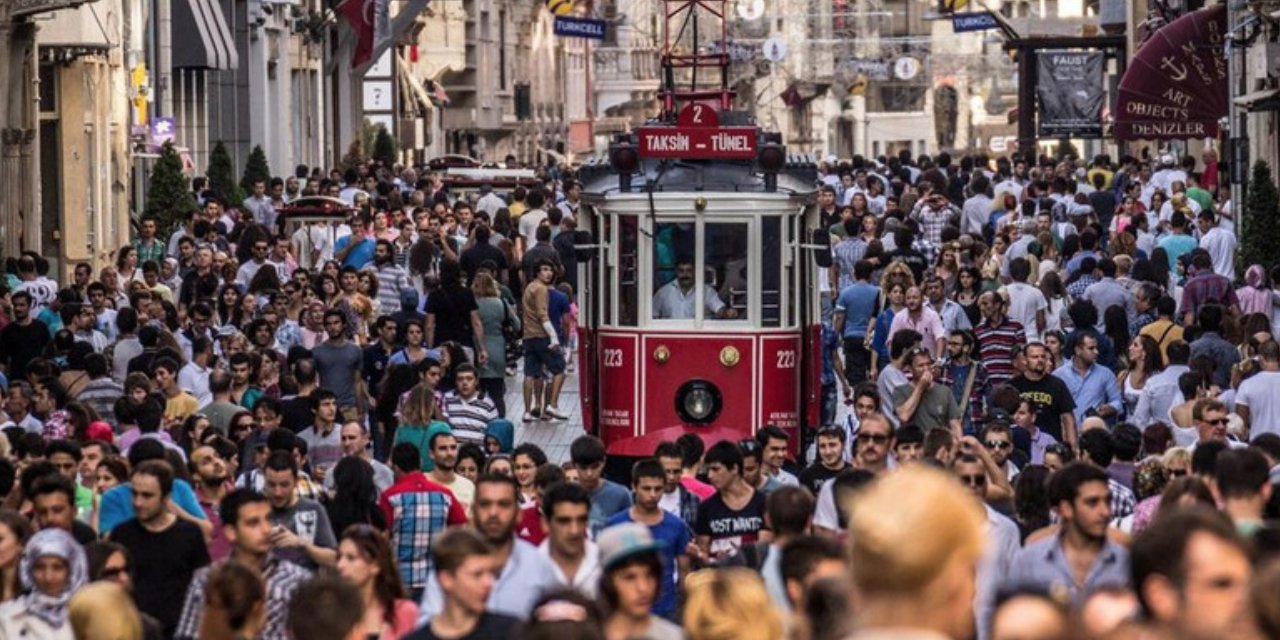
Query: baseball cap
598 523 664 570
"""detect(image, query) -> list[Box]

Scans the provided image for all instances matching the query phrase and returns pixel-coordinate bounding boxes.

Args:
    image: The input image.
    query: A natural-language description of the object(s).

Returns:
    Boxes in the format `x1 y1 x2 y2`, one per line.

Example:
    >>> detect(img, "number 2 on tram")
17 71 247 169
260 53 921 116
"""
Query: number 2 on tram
572 154 826 464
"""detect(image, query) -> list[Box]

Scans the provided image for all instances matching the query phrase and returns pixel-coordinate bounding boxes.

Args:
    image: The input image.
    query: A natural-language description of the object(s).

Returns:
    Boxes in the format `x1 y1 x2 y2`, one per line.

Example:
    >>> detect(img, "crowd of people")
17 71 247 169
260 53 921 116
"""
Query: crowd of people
0 146 1275 640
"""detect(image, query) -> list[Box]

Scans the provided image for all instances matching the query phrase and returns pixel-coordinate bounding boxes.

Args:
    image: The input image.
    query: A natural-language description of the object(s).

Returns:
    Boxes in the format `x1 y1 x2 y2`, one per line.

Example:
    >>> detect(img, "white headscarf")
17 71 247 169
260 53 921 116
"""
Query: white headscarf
19 528 88 628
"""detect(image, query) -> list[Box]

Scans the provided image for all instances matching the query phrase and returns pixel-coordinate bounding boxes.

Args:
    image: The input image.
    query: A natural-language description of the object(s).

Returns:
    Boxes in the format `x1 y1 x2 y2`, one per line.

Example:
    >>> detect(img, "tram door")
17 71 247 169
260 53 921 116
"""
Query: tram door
576 206 605 438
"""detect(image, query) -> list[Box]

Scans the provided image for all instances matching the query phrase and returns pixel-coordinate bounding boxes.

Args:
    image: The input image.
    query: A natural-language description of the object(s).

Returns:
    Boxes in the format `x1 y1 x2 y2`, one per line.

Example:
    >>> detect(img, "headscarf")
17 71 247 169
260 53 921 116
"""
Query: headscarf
19 528 88 628
1238 265 1271 316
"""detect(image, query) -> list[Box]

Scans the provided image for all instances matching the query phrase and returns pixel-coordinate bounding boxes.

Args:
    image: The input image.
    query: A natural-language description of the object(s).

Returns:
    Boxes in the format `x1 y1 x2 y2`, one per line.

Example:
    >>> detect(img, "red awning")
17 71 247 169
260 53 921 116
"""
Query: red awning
1114 5 1227 140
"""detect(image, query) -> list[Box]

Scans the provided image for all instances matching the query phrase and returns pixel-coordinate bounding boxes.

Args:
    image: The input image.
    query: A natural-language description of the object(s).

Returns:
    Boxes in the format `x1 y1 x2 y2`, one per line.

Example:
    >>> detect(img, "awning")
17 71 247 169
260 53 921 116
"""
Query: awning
172 0 238 70
1235 88 1280 112
1113 5 1226 140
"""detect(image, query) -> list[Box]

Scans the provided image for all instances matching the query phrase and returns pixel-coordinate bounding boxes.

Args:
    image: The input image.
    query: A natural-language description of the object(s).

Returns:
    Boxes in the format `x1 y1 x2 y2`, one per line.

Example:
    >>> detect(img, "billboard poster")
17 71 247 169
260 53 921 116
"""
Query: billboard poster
1036 50 1104 138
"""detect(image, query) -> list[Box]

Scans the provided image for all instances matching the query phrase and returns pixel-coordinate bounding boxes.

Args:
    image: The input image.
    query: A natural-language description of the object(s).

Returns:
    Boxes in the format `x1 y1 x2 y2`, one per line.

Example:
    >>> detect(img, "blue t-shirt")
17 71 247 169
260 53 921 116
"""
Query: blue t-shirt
607 509 692 616
1158 235 1197 273
548 288 570 342
98 479 207 534
833 281 879 338
588 480 632 538
335 234 376 269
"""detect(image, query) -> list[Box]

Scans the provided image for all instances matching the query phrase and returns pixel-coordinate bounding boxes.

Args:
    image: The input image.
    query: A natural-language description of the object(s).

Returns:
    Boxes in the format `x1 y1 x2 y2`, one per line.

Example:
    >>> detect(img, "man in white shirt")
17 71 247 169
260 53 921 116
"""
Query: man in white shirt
961 176 994 237
1196 210 1237 281
1132 341 1192 428
517 190 550 257
538 482 601 597
179 336 215 406
236 239 278 287
475 184 507 217
1236 341 1280 441
651 261 737 320
1004 257 1048 343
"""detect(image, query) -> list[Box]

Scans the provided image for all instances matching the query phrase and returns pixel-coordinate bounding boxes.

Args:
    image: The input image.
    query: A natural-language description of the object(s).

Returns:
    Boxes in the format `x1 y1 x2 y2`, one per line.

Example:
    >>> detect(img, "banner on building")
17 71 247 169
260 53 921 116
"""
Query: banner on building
1036 50 1104 138
553 16 607 40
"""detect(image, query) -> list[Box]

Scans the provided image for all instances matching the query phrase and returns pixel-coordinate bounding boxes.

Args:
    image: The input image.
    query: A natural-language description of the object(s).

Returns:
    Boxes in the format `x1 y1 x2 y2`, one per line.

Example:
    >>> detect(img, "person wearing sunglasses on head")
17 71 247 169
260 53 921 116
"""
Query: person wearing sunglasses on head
1188 398 1247 454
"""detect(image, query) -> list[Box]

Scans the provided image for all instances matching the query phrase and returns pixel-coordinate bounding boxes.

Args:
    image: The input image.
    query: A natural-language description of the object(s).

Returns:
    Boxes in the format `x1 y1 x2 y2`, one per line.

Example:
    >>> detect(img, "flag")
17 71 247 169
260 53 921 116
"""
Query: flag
336 0 390 68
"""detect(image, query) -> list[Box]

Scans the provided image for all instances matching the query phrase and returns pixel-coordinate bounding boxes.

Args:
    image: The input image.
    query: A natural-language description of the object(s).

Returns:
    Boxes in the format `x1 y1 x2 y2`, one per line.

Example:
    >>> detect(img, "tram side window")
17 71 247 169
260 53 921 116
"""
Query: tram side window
618 215 638 326
761 217 781 327
703 223 747 321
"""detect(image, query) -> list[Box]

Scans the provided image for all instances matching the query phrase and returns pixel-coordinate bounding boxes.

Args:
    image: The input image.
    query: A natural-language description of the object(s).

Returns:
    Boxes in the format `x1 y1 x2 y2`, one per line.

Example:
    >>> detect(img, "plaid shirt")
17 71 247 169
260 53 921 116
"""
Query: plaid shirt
1110 478 1136 523
1181 272 1238 319
175 556 311 640
378 472 468 589
1066 274 1099 300
913 203 956 247
1128 310 1156 338
831 237 868 292
133 238 167 265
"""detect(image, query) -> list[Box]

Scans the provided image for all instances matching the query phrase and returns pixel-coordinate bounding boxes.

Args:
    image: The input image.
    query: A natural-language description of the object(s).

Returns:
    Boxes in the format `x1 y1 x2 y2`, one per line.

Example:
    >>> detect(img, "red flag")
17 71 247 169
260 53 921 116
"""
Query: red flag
337 0 376 67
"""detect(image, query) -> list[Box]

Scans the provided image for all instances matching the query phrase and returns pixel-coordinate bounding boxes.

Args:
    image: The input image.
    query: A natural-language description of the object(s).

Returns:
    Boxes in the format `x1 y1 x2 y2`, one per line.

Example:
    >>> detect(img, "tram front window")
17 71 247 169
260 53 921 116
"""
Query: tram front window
649 222 746 321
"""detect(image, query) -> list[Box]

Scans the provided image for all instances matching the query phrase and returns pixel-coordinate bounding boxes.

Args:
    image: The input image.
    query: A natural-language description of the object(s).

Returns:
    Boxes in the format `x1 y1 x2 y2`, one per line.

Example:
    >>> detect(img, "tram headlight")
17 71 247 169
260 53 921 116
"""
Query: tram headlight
675 380 722 425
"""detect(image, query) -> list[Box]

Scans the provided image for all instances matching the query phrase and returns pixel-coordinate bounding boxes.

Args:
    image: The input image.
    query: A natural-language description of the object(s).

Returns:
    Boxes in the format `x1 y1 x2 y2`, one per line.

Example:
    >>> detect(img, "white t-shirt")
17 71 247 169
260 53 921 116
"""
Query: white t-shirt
1005 282 1048 343
1199 227 1238 281
659 489 681 517
518 208 548 250
1236 370 1280 440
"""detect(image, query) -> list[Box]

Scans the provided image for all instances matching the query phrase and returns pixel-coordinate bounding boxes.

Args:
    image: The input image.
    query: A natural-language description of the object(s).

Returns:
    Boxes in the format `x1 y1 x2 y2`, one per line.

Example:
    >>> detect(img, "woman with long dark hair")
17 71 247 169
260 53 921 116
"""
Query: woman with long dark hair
324 457 387 536
215 284 244 328
1118 335 1163 417
337 525 419 639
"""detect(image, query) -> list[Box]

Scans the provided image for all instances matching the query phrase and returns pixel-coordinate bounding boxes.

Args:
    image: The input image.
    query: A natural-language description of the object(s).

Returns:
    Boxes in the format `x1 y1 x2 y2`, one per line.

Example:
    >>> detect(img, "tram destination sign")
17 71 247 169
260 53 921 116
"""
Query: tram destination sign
635 126 758 159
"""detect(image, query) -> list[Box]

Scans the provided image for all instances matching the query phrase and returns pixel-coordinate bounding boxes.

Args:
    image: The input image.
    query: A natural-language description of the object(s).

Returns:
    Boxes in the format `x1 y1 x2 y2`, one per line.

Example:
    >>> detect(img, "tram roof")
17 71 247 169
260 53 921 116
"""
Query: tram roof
577 155 820 201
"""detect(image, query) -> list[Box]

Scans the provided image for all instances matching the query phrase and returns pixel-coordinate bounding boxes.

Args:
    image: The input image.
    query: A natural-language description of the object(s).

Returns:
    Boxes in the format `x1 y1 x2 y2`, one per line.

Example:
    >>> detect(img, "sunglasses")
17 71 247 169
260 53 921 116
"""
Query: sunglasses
99 565 130 579
858 433 891 444
985 440 1012 450
1206 418 1229 426
958 474 987 486
1169 469 1188 477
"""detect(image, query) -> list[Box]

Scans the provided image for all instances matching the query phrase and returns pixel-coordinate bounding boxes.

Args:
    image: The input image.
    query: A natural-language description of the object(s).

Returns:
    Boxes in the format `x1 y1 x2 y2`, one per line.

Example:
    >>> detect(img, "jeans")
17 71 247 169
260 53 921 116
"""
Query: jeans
842 336 871 387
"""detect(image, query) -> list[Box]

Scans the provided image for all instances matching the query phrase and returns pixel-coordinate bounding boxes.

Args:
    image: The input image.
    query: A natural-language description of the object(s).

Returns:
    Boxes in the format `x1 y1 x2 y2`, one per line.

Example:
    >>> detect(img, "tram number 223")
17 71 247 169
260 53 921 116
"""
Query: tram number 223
603 349 625 368
776 350 796 369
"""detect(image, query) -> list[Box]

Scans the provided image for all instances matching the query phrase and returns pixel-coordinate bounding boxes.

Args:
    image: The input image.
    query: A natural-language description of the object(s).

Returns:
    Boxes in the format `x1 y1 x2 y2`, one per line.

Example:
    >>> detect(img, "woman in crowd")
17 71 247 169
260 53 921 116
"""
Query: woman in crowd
954 266 983 327
473 272 517 417
1013 465 1052 542
456 444 486 483
388 320 430 366
326 457 388 535
512 444 548 507
390 385 448 472
1118 336 1163 418
115 246 140 293
336 525 419 639
0 528 88 640
0 510 31 604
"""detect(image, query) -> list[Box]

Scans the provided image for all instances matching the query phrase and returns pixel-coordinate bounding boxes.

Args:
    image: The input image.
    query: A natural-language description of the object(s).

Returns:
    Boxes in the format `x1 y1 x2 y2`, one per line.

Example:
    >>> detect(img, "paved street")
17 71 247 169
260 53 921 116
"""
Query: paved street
508 368 583 464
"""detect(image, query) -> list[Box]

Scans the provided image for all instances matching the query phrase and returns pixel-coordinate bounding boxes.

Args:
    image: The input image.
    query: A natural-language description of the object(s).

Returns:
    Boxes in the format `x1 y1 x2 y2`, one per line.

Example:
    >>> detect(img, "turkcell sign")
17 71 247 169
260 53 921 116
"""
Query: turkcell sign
951 11 999 32
636 126 758 159
553 17 607 40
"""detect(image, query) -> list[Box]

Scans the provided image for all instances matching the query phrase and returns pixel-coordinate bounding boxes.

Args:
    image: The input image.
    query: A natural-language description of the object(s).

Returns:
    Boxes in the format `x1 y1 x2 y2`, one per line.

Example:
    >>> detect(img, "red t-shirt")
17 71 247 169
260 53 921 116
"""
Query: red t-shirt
516 503 546 545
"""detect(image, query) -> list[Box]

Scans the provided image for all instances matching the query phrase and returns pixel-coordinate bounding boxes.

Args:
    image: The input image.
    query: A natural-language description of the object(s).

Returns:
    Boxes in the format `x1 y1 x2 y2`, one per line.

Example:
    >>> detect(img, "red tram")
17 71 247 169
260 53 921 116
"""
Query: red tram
574 142 823 459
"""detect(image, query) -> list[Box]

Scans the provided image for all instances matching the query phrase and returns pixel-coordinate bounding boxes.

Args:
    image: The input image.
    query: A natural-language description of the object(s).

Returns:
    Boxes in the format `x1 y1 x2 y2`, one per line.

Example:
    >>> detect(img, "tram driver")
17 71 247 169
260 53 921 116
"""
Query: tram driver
652 261 739 320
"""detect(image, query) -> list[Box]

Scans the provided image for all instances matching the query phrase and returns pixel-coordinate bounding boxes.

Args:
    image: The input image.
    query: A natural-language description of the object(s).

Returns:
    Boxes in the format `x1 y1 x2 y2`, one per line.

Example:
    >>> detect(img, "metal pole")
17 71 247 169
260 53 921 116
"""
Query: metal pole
1017 45 1037 158
157 0 172 117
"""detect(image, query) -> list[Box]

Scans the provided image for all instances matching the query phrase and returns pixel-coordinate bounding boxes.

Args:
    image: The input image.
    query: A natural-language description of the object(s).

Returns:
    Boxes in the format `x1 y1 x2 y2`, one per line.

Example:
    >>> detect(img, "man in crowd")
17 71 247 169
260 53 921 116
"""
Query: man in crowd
427 431 476 510
176 490 312 640
262 450 338 570
695 440 767 562
418 473 557 622
407 527 524 640
110 461 211 636
570 435 632 537
381 442 469 600
1012 342 1077 444
607 459 692 617
539 481 600 596
1008 462 1129 606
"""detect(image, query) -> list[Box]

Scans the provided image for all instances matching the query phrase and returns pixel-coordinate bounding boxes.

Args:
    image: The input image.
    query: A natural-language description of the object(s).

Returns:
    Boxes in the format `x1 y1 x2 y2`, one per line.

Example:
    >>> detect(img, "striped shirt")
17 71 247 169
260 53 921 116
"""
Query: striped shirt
176 556 311 640
373 262 410 314
442 390 498 445
974 317 1026 385
378 472 468 589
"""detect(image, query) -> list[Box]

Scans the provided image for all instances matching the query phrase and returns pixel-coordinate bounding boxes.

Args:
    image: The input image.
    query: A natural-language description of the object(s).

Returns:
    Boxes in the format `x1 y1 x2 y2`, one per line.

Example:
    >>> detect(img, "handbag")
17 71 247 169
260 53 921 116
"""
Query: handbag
501 299 521 345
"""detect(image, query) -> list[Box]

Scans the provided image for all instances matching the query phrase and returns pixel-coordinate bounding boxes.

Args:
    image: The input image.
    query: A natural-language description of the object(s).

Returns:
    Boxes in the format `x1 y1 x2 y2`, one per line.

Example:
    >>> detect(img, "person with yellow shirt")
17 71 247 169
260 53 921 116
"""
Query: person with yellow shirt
155 357 201 427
